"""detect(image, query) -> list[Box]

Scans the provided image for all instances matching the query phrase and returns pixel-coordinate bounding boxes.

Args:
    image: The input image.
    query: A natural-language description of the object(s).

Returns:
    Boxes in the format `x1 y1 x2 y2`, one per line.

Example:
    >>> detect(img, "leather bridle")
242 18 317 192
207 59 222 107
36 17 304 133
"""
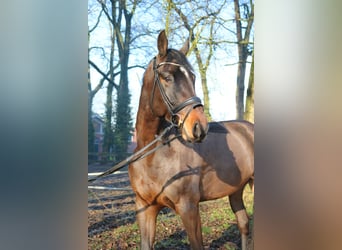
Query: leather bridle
150 57 203 128
88 58 204 183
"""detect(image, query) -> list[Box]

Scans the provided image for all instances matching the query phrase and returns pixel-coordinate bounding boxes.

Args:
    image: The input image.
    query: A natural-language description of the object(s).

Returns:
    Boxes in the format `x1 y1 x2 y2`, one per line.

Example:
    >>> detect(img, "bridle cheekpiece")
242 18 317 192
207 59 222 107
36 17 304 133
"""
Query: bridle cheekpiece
150 57 203 128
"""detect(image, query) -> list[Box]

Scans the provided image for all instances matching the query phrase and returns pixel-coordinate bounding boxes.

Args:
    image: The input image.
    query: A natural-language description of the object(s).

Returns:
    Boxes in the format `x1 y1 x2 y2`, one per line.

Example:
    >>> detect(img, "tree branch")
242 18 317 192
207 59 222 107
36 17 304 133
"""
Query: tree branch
88 59 119 90
89 46 107 59
243 2 254 44
89 59 146 89
97 0 113 24
89 9 104 33
128 65 146 71
225 61 252 66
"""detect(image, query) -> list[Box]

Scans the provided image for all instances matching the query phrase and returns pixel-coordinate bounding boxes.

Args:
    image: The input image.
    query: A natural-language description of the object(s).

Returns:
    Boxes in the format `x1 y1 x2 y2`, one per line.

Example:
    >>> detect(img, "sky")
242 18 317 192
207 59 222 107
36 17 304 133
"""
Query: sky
91 55 251 123
88 1 252 123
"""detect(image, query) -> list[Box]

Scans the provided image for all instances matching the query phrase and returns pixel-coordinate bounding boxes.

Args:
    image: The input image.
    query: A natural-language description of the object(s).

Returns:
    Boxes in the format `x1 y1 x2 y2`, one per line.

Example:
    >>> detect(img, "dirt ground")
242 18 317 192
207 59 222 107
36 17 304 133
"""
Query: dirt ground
88 163 254 249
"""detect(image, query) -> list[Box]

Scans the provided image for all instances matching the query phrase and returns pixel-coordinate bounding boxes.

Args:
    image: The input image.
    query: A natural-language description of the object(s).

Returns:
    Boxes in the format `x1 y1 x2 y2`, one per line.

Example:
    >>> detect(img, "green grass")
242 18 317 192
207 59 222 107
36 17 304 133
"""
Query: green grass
88 186 254 249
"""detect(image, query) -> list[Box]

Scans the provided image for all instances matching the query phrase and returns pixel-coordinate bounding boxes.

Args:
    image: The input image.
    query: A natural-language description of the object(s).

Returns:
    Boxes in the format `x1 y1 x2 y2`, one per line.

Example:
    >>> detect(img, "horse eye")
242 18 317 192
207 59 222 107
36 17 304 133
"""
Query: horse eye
164 75 173 83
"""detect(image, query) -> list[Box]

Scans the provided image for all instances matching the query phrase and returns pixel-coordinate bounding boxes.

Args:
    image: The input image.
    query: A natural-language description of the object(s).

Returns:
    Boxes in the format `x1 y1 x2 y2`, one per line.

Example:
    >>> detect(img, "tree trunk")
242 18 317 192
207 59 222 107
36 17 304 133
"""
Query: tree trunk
234 0 254 120
170 0 214 121
234 0 246 120
113 44 132 161
101 0 116 162
236 57 247 119
197 63 212 121
113 68 131 160
244 52 254 123
103 82 114 161
88 63 95 160
112 0 135 161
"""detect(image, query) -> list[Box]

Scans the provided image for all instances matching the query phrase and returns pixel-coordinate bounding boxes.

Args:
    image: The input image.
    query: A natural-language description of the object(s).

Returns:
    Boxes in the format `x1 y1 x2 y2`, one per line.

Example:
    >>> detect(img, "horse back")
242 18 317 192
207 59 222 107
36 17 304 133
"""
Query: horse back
208 120 253 139
208 119 254 162
197 120 254 200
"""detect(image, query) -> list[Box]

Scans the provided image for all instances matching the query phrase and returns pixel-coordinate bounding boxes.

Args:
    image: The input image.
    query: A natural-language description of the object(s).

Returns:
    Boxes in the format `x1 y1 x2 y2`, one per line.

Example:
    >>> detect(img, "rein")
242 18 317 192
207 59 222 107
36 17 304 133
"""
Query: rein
88 123 178 183
88 57 203 183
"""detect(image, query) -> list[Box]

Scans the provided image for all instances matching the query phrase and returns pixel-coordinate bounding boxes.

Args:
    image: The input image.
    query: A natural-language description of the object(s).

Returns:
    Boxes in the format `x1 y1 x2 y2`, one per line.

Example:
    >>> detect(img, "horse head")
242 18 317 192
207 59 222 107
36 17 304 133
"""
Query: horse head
148 30 208 143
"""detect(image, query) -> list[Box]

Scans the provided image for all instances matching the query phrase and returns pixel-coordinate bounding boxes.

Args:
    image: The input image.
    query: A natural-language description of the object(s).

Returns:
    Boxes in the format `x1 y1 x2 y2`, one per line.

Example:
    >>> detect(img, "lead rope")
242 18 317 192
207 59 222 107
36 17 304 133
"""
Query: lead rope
88 123 177 183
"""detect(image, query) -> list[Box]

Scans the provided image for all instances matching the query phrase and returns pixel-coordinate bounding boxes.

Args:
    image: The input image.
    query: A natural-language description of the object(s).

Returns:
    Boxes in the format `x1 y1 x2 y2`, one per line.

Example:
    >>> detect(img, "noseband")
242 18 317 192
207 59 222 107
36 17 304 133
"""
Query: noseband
150 57 203 127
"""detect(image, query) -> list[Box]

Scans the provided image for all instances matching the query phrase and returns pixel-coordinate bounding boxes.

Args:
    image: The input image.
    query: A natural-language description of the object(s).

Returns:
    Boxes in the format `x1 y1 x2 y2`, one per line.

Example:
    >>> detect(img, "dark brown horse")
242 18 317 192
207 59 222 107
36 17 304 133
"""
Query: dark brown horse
128 30 254 250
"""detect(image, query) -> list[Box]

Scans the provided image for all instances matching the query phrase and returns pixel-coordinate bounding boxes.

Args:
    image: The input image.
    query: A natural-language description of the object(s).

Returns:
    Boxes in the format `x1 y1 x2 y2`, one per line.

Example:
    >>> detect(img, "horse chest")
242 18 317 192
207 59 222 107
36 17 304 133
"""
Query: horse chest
130 153 201 206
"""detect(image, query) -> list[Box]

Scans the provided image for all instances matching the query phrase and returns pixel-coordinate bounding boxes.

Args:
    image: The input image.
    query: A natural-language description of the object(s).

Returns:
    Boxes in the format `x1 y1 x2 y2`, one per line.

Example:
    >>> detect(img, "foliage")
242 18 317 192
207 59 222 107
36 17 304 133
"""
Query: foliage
113 89 133 161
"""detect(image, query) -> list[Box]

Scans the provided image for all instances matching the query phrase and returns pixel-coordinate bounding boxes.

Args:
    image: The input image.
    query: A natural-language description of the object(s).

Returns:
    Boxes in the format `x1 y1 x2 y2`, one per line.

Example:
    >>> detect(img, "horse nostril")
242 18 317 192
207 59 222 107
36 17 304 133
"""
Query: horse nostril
193 122 202 140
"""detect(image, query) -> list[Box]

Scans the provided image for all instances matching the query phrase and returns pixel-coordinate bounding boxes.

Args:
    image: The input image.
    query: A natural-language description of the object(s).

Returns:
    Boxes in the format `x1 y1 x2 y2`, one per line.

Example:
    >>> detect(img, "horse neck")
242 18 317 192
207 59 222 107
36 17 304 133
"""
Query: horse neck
135 68 164 150
135 107 160 150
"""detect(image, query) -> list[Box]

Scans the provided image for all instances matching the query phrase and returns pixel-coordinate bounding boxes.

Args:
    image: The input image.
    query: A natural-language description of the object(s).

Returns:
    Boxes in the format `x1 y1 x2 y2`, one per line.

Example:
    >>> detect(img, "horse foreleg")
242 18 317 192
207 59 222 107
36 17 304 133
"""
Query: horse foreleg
176 200 203 250
136 197 161 250
229 190 249 250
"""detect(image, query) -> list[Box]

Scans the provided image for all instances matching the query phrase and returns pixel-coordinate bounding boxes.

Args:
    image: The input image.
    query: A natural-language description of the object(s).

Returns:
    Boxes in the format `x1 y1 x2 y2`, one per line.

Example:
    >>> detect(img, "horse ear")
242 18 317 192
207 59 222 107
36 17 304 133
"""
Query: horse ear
157 30 168 57
180 37 189 55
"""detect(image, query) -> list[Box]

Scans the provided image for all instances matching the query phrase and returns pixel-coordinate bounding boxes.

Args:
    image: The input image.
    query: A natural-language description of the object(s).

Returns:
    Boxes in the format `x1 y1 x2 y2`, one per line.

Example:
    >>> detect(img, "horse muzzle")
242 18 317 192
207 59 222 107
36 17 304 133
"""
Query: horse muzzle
192 121 208 142
180 105 209 143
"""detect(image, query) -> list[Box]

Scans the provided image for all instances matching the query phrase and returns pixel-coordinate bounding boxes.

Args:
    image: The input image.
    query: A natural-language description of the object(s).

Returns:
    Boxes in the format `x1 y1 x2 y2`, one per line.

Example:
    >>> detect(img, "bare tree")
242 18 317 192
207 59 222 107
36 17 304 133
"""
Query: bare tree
95 0 139 161
234 0 254 119
88 5 110 159
244 51 254 122
88 0 255 161
111 0 138 160
165 0 227 121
